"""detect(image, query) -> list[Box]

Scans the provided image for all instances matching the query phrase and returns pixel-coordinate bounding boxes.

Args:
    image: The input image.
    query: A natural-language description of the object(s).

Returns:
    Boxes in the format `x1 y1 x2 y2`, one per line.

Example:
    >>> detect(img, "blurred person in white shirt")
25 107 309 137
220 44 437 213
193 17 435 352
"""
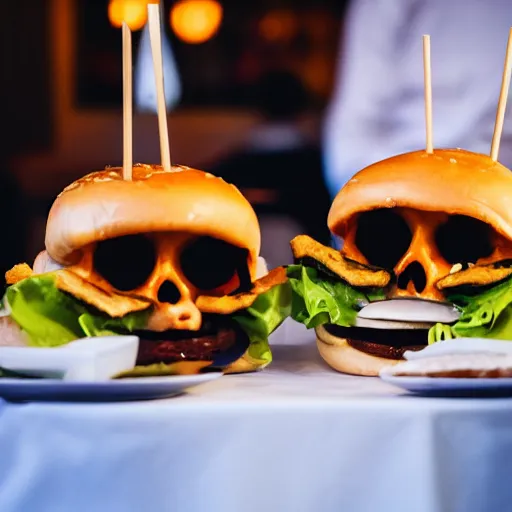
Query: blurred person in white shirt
323 0 512 199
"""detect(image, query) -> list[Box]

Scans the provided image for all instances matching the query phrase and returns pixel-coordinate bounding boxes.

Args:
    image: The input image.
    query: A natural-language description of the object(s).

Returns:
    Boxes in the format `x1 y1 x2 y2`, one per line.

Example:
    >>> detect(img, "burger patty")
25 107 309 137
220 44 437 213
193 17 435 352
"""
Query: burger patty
134 315 249 367
324 324 427 360
346 339 425 359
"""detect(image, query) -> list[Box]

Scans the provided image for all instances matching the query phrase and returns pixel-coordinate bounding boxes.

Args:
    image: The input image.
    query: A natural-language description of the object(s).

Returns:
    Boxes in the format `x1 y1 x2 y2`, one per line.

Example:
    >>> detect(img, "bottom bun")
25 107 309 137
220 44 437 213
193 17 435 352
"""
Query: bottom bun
315 324 399 377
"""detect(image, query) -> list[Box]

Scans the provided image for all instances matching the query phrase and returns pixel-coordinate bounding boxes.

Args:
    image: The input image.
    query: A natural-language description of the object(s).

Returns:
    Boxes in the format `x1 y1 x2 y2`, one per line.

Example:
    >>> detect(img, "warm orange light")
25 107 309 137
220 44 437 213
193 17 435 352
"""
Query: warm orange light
170 0 223 44
258 10 297 43
108 0 150 31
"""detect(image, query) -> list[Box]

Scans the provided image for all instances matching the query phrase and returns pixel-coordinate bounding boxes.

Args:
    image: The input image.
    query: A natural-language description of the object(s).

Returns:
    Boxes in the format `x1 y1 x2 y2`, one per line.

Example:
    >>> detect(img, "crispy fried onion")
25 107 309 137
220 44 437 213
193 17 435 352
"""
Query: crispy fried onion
290 235 391 288
6 263 285 317
6 263 150 317
196 266 288 314
437 262 512 291
5 263 33 285
54 269 151 317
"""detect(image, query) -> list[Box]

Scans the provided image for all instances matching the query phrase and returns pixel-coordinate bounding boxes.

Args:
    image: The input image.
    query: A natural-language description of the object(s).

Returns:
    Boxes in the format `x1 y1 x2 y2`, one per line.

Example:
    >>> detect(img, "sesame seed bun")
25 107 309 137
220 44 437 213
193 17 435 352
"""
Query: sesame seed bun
45 164 261 277
328 149 512 241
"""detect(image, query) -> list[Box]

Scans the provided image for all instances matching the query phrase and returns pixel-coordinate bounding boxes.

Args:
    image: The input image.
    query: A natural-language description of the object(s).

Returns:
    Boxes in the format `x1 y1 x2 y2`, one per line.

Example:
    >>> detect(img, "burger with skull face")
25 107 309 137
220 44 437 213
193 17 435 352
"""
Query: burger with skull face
1 164 290 375
288 148 512 376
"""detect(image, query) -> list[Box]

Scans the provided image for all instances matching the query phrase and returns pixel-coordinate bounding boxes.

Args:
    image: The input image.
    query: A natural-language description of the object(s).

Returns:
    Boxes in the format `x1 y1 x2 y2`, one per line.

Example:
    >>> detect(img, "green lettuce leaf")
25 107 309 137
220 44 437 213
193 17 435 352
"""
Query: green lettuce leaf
232 281 292 366
78 310 151 338
429 276 512 343
286 264 385 329
5 274 150 347
7 274 86 346
5 272 290 372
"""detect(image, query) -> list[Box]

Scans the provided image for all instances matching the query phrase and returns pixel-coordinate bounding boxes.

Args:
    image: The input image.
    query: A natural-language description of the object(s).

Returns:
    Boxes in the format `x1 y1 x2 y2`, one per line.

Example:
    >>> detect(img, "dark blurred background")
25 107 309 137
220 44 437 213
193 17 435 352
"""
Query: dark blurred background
6 0 510 287
2 0 347 279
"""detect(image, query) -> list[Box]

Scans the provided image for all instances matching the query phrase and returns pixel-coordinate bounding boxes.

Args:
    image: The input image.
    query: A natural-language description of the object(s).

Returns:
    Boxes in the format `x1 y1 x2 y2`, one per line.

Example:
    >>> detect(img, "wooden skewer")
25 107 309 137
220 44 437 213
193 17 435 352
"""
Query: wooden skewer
490 27 512 162
423 35 433 154
148 3 172 172
122 22 133 180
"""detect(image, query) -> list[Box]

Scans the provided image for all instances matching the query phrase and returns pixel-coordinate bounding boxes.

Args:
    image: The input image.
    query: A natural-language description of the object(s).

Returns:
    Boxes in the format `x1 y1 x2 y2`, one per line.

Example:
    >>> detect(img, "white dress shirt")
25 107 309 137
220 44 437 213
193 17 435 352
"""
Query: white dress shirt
323 0 512 198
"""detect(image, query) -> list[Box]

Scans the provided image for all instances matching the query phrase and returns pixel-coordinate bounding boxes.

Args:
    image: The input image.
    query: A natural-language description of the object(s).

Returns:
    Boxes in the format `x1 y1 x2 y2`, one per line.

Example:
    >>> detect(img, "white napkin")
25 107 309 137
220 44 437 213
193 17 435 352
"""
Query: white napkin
380 338 512 377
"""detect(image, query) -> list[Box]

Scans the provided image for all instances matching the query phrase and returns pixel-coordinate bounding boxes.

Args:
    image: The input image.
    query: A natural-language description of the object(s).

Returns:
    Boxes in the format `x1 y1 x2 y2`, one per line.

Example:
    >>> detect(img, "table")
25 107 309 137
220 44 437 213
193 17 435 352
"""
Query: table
0 320 511 512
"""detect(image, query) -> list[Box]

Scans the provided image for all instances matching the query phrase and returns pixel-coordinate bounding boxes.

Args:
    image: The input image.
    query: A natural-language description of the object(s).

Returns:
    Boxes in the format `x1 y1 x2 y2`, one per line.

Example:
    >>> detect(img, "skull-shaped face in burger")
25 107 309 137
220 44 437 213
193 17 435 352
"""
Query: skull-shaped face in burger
2 164 290 375
287 149 512 376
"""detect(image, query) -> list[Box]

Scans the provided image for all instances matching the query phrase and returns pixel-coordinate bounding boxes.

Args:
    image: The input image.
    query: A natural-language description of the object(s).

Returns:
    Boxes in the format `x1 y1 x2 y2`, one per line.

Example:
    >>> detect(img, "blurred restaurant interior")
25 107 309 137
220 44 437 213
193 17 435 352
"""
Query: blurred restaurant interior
2 0 348 286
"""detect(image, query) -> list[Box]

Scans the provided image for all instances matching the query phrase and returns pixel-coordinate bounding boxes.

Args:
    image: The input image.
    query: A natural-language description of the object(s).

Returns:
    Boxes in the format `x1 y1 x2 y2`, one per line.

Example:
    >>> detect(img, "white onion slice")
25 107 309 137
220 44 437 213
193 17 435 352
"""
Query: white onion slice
357 298 460 324
33 250 63 274
255 257 268 279
354 317 434 330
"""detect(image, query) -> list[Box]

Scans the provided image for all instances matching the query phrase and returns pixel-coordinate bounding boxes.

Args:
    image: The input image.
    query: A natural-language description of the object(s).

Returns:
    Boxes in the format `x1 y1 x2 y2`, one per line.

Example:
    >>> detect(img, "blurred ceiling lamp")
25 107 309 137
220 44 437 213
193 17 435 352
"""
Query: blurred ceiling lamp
259 9 297 43
170 0 223 44
108 0 150 31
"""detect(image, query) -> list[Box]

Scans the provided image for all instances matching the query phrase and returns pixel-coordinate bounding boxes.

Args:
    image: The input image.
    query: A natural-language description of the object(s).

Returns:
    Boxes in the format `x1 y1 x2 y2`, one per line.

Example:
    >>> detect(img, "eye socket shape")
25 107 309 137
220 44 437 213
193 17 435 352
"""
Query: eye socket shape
354 209 412 269
93 235 157 291
435 215 494 265
180 236 249 292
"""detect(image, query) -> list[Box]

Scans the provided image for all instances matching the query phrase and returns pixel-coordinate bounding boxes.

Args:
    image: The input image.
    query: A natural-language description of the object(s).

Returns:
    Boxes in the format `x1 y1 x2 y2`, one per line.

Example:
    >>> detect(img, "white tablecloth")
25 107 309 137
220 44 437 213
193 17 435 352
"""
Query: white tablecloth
0 320 511 512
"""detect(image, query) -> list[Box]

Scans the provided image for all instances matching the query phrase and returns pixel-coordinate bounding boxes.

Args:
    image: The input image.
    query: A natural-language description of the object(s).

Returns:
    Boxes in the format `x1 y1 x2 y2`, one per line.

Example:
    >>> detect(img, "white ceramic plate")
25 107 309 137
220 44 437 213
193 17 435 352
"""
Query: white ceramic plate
0 372 223 402
380 373 512 397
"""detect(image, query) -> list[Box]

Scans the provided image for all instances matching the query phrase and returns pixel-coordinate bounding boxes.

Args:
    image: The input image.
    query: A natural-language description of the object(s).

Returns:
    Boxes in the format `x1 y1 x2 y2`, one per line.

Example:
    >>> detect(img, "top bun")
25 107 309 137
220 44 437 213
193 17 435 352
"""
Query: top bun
46 164 261 275
328 149 512 240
